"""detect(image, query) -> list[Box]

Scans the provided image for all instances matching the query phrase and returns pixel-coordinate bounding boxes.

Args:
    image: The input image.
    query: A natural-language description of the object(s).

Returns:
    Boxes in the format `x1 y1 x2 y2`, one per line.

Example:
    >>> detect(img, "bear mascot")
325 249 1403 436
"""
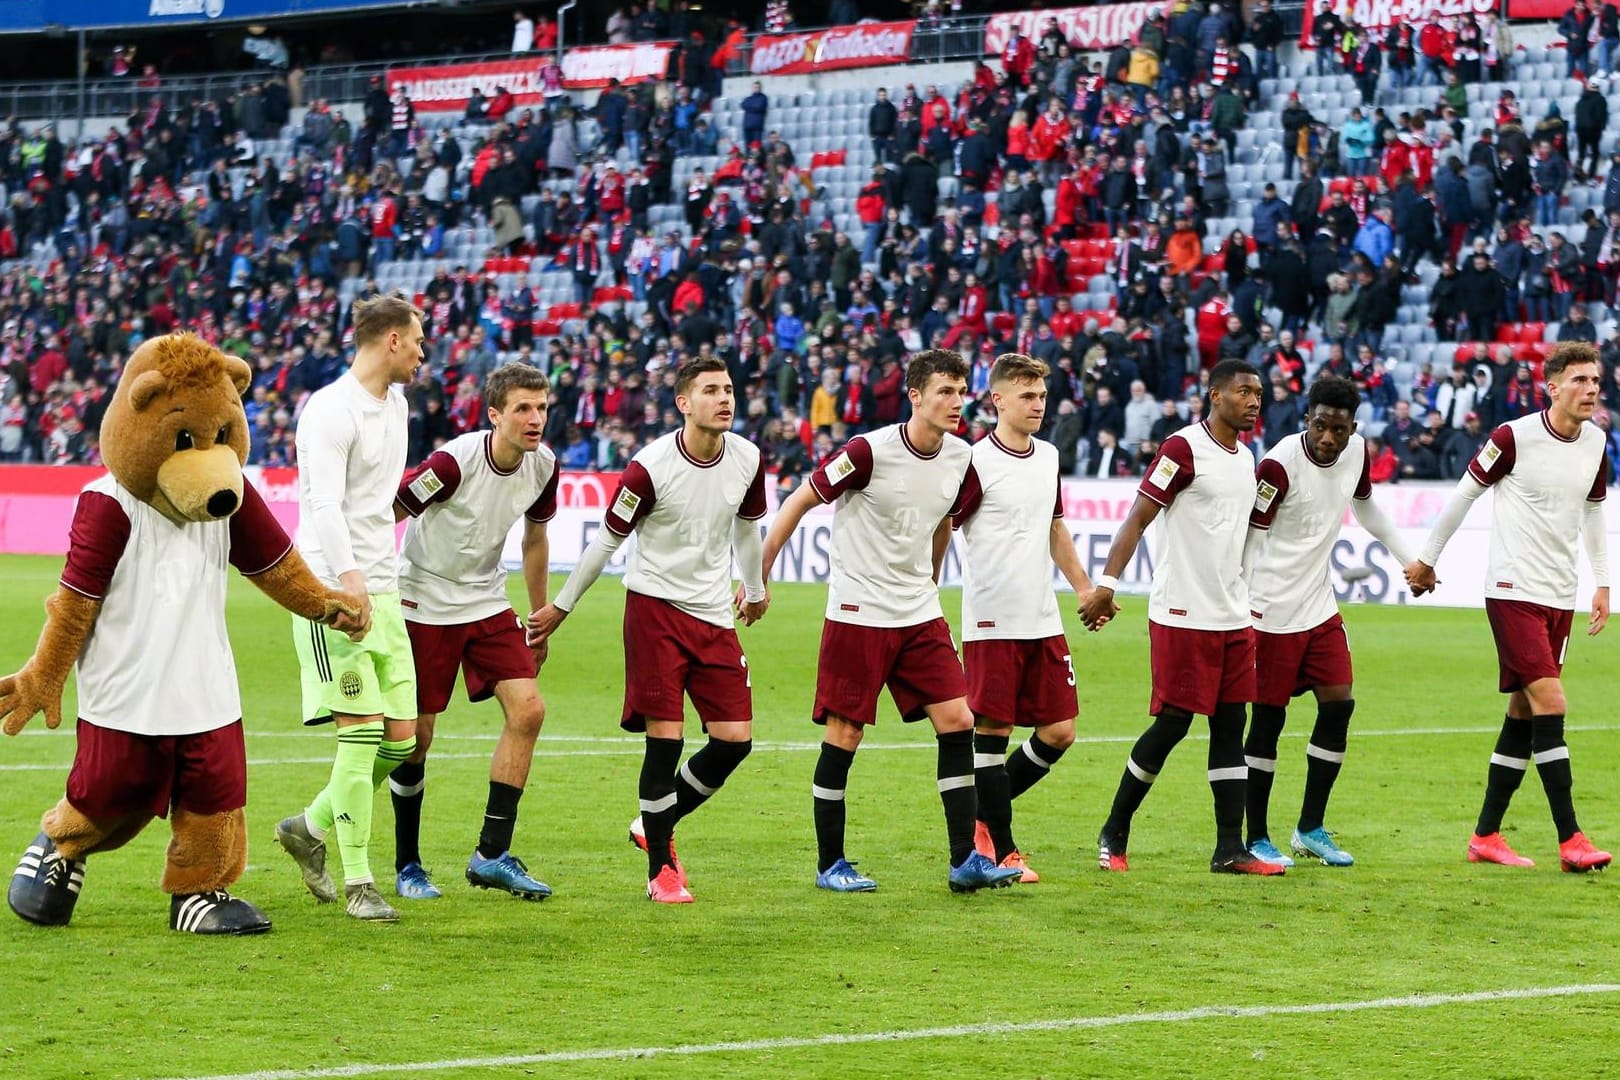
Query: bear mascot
1 333 365 935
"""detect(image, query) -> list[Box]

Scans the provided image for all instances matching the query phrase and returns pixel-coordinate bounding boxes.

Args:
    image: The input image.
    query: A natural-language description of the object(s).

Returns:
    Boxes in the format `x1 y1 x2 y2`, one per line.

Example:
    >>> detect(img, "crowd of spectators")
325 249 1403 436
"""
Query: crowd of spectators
2 1 1620 489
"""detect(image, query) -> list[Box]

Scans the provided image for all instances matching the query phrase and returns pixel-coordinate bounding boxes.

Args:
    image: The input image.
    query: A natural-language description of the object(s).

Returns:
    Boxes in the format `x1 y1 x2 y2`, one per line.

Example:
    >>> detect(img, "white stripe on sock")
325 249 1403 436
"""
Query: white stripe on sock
1126 757 1157 783
638 792 677 815
1532 746 1571 765
1489 753 1530 771
1306 744 1347 764
1244 755 1277 773
972 753 1004 769
388 779 425 798
937 775 974 793
679 761 718 798
811 784 845 802
1207 766 1248 782
1021 740 1053 770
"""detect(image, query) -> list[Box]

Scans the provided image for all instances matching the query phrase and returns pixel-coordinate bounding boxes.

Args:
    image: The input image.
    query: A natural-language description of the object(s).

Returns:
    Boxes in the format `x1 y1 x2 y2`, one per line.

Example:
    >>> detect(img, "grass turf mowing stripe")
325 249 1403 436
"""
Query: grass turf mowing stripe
161 983 1620 1080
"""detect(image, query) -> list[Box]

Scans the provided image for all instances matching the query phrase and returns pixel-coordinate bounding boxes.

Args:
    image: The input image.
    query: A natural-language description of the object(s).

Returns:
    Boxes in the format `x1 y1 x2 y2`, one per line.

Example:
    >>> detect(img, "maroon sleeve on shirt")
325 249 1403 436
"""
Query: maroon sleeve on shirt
1589 453 1609 502
807 436 875 503
738 455 769 520
524 462 562 523
1137 433 1197 508
1466 425 1516 487
1053 462 1065 519
1249 456 1292 530
603 460 657 536
1354 441 1373 500
230 480 295 576
59 490 132 599
394 450 463 518
948 462 983 523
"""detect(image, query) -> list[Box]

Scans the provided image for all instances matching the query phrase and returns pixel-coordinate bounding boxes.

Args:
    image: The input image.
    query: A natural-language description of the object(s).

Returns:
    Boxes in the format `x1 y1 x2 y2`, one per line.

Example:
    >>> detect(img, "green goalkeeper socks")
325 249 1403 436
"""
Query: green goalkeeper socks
373 737 417 789
305 721 385 885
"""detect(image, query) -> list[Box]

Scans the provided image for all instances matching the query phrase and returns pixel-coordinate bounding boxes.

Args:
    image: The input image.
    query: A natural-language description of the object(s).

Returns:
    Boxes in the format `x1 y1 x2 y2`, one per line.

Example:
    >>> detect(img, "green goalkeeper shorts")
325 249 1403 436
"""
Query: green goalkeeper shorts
293 592 418 724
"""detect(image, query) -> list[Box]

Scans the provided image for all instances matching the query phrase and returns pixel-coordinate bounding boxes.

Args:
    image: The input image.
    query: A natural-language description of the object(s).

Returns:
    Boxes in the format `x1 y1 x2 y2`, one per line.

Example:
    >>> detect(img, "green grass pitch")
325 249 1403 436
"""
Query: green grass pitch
0 552 1616 1080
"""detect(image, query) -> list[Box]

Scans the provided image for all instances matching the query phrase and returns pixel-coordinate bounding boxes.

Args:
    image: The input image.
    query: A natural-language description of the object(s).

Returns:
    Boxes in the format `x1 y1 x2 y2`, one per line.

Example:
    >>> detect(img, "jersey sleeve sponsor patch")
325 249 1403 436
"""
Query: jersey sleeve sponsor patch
613 487 642 519
1475 441 1502 472
826 452 857 484
1147 455 1180 491
408 470 444 504
1254 479 1279 514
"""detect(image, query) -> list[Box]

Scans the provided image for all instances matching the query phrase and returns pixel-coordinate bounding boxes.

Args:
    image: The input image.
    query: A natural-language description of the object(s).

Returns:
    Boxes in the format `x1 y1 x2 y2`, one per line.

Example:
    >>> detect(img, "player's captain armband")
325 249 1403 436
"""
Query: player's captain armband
613 487 642 518
1147 455 1180 490
826 452 857 483
1475 441 1502 471
1254 479 1279 513
408 470 444 504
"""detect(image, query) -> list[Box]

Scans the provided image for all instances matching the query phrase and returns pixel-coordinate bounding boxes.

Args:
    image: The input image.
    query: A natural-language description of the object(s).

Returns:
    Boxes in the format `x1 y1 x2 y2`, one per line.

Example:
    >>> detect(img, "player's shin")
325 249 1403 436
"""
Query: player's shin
1208 704 1248 855
1530 715 1579 842
326 721 384 884
937 729 977 868
973 731 1015 861
1298 699 1353 834
1005 732 1067 800
1477 715 1532 837
388 760 426 871
673 737 752 822
638 736 684 878
477 782 523 860
1243 704 1287 845
1104 710 1192 842
812 742 856 873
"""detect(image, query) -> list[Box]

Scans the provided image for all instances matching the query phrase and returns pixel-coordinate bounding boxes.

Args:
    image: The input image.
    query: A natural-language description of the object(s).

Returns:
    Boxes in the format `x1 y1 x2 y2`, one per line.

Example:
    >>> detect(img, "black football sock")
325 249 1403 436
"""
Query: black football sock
1476 715 1532 837
638 736 683 878
1531 715 1579 842
1298 699 1354 834
387 760 425 872
673 737 752 822
1006 731 1067 800
812 742 856 873
1209 704 1248 855
1243 704 1287 846
937 729 977 868
1103 710 1192 847
477 781 523 860
973 731 1015 861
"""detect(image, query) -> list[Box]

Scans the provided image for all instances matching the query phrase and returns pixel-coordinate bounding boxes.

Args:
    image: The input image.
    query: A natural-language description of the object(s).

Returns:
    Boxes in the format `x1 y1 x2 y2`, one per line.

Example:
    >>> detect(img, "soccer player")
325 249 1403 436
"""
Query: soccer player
952 353 1092 883
274 295 423 923
1079 359 1281 875
1241 375 1418 869
762 349 1023 894
527 357 769 904
388 363 559 902
1406 342 1612 872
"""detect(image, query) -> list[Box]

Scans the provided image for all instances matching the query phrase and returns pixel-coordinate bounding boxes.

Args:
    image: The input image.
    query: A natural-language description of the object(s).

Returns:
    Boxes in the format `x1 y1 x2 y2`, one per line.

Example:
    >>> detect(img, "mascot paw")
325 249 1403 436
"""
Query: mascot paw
0 669 65 736
170 890 272 935
7 832 85 927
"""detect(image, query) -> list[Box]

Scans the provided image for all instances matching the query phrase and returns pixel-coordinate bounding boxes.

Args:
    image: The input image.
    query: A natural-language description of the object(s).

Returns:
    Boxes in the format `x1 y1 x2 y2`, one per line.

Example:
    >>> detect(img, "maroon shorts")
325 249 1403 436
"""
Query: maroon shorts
814 617 968 727
963 635 1079 727
65 719 247 822
621 590 751 730
1254 614 1354 707
407 610 537 715
1485 598 1574 694
1148 621 1256 716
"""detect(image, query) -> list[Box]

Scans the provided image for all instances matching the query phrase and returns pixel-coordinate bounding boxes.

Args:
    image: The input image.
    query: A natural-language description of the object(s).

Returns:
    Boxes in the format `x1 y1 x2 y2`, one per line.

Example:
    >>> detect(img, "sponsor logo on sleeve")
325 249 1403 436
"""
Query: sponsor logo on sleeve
407 471 444 503
827 452 856 484
1476 442 1501 471
1147 455 1180 491
1254 480 1279 513
613 488 642 519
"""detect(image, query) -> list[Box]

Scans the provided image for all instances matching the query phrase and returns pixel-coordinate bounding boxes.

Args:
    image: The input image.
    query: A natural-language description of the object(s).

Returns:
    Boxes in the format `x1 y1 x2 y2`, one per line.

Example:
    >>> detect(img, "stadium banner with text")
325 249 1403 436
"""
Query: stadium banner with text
1297 0 1498 49
984 3 1173 55
0 469 1608 611
387 44 673 112
0 0 414 33
749 21 916 78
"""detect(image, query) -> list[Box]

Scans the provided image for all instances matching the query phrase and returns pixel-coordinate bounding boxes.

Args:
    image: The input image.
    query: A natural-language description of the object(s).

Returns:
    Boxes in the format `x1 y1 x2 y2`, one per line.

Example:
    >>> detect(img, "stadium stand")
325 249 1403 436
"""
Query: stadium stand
1 2 1619 490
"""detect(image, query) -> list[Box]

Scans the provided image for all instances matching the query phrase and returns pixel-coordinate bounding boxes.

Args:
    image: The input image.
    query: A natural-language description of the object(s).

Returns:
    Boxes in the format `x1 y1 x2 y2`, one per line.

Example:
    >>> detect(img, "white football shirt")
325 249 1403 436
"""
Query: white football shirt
1136 421 1254 631
1248 433 1373 633
808 423 976 628
953 432 1066 642
396 431 560 625
604 430 767 627
294 372 409 593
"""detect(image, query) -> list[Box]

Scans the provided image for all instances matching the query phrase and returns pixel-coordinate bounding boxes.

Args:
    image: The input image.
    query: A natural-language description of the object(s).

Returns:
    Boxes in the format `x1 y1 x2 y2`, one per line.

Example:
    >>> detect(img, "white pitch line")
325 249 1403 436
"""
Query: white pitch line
161 983 1620 1080
4 724 1619 773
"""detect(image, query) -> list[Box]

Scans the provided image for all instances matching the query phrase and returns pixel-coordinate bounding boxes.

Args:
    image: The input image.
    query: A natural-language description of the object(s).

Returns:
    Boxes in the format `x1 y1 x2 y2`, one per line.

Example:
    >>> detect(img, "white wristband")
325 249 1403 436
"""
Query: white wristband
1095 574 1119 592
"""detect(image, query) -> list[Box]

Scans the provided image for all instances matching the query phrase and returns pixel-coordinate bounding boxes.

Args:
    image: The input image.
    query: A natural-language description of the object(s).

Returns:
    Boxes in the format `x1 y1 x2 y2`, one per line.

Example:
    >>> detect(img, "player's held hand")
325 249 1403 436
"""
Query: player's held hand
1403 559 1438 597
526 603 567 648
735 585 770 626
1590 587 1609 637
1079 585 1119 632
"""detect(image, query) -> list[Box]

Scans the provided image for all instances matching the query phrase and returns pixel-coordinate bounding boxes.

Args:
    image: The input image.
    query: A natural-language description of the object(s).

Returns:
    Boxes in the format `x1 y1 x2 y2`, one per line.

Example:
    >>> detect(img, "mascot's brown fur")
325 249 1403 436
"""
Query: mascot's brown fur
1 333 363 934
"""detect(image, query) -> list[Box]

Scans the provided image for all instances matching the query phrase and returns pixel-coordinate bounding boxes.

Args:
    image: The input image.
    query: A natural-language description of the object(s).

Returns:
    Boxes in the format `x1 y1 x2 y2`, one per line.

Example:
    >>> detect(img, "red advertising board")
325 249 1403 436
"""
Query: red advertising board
984 3 1172 54
749 20 915 77
1297 0 1498 48
388 44 671 112
1505 0 1569 17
